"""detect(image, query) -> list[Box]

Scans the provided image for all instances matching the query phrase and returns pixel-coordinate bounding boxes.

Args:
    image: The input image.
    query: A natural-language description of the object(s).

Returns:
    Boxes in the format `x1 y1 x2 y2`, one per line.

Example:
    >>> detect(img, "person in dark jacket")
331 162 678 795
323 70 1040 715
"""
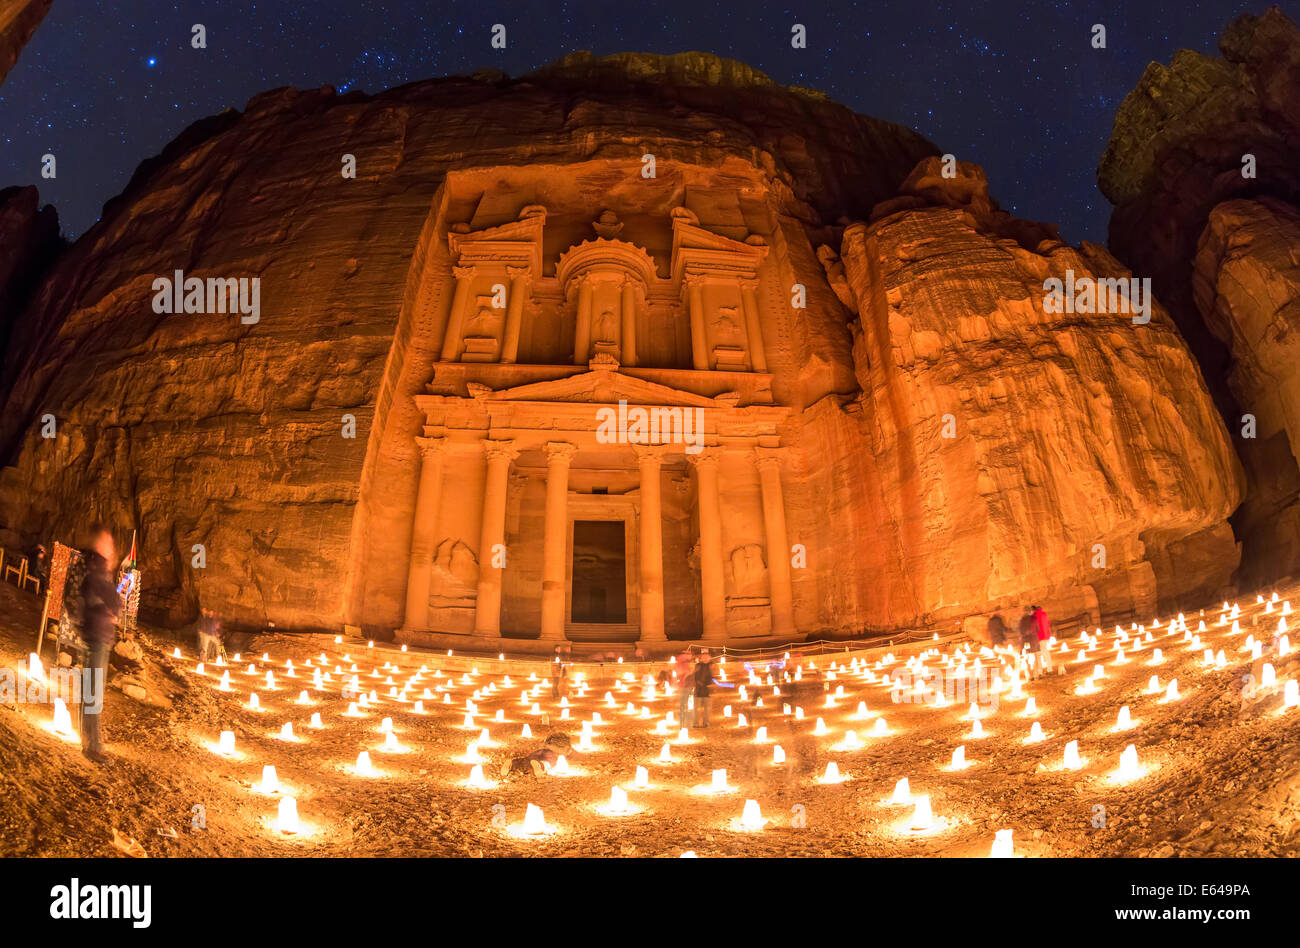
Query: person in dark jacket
196 608 223 661
987 613 1009 648
693 652 715 728
80 524 121 764
1017 608 1039 678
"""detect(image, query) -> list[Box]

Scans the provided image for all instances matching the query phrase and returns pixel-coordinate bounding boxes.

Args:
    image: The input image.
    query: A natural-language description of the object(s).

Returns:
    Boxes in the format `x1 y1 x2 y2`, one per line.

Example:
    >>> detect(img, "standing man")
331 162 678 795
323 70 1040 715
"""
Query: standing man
693 650 714 729
80 524 121 764
1033 605 1059 676
1018 607 1039 679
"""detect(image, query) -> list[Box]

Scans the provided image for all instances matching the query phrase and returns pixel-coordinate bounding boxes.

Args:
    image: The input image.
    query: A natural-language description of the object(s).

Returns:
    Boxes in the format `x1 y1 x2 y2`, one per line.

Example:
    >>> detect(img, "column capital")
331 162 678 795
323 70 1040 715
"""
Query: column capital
452 264 477 281
754 446 784 472
415 436 449 460
506 264 532 282
738 275 761 293
682 271 710 291
483 439 519 464
686 449 721 470
545 441 578 465
634 444 672 467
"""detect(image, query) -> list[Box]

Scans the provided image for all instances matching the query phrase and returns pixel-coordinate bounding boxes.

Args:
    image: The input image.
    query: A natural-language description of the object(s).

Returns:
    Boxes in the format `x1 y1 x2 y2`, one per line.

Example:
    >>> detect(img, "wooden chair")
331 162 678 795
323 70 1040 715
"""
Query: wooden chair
22 567 42 595
3 553 26 588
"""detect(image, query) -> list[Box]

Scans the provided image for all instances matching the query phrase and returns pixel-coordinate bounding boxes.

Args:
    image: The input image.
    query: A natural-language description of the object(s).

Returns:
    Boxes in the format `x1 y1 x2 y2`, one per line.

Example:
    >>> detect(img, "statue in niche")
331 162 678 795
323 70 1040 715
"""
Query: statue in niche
466 305 497 337
727 543 768 599
593 308 618 344
713 305 743 339
432 538 479 597
593 210 624 240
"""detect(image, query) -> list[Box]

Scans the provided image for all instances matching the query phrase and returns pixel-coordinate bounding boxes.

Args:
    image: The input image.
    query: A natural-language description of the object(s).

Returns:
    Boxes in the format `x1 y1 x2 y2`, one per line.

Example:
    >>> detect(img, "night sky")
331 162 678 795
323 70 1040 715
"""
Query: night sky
2 0 1292 242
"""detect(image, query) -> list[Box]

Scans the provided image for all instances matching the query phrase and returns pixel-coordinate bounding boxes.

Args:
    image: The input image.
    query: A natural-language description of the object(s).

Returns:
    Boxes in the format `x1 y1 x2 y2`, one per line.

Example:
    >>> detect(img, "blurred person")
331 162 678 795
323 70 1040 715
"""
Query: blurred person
80 523 120 764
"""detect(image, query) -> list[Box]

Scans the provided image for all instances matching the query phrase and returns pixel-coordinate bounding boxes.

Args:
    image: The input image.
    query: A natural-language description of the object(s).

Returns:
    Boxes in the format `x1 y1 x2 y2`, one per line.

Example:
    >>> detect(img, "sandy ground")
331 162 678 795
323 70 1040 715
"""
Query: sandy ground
2 580 1299 858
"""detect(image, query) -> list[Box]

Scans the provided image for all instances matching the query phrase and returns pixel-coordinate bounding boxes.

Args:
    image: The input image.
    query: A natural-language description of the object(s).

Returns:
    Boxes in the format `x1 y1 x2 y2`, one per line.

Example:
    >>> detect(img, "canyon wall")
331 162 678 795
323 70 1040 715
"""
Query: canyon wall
1100 7 1300 589
0 50 1246 640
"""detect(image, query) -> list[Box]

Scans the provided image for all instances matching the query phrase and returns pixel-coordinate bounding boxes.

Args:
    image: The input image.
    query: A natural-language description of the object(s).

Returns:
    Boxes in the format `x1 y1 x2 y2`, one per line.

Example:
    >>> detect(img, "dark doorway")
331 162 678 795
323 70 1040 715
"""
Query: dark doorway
571 520 628 623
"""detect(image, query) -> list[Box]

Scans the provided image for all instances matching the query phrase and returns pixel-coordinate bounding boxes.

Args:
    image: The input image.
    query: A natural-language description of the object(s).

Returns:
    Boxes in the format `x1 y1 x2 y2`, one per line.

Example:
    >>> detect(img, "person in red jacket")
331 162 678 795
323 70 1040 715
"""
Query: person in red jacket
1032 605 1060 676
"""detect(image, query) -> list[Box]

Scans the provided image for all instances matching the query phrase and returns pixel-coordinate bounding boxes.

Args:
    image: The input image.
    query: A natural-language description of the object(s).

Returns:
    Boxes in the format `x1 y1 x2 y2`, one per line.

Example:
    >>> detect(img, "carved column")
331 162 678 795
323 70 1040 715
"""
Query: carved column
540 441 577 640
685 274 710 371
474 439 518 637
739 276 768 373
500 266 531 364
439 264 477 363
635 446 668 641
755 447 796 638
573 277 594 366
403 437 448 631
688 451 726 641
620 278 638 368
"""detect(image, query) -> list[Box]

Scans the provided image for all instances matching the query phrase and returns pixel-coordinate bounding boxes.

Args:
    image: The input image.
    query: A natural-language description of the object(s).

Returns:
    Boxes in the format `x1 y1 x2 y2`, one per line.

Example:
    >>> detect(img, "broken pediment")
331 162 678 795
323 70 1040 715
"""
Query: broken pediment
474 366 722 408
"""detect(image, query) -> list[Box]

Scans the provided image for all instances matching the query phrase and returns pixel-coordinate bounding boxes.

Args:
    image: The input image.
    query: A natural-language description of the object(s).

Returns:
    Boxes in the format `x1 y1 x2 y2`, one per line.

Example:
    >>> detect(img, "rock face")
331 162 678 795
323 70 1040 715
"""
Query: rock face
1100 8 1300 587
813 159 1242 631
0 52 1244 642
0 0 50 86
0 186 60 379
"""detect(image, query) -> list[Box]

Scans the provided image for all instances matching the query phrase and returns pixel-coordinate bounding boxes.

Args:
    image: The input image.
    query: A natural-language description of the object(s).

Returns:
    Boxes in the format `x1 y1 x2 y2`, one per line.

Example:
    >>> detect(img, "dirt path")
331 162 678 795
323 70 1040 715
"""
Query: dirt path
2 582 1298 857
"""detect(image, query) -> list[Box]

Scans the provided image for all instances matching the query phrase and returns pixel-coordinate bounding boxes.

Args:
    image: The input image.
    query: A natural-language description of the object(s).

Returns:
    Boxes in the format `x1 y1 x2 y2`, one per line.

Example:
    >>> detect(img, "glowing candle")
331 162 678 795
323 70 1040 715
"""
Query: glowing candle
297 690 311 705
259 765 279 794
195 662 206 676
676 727 689 743
1166 679 1180 701
217 730 235 755
873 717 889 736
218 671 232 691
739 799 765 831
522 803 547 834
310 712 323 729
990 828 1014 858
279 722 294 741
1147 675 1160 695
1116 705 1132 730
172 647 181 659
1024 697 1037 715
265 671 276 690
276 796 300 834
754 726 768 743
711 768 728 792
909 794 934 831
951 745 966 769
1026 722 1044 743
773 745 786 764
51 698 75 737
1117 743 1141 780
970 718 984 737
355 751 376 776
634 766 649 789
890 777 911 804
821 762 843 783
854 701 870 719
607 786 630 815
384 730 401 752
659 743 672 763
413 700 424 714
813 718 828 736
1285 680 1299 709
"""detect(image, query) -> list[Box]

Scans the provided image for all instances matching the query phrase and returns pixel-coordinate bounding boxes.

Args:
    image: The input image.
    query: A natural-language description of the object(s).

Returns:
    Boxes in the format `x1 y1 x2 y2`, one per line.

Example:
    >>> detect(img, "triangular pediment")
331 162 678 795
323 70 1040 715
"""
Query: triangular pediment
477 368 720 408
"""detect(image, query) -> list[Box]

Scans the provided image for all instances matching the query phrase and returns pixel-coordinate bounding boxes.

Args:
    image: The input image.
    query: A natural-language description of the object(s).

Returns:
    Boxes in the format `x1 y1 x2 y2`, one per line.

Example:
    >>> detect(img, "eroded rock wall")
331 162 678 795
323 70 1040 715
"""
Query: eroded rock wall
1100 7 1300 587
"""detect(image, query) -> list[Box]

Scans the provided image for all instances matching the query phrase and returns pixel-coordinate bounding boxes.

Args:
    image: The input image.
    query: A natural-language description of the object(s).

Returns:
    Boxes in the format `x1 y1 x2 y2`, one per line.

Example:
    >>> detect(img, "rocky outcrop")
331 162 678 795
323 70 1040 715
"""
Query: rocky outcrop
810 159 1243 631
0 52 1246 638
0 54 936 632
0 0 49 86
1099 7 1300 586
0 187 60 387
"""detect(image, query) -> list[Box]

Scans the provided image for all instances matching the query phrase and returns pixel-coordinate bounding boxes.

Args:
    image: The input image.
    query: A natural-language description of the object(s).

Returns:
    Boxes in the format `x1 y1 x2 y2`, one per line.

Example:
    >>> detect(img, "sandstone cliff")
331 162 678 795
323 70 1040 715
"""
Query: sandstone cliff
1100 7 1300 588
0 51 1246 639
0 0 49 86
809 159 1243 632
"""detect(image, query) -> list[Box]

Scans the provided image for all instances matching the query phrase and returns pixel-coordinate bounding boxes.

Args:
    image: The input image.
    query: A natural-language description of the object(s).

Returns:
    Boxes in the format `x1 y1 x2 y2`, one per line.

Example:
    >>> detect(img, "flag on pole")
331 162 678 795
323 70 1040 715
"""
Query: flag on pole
123 530 137 571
